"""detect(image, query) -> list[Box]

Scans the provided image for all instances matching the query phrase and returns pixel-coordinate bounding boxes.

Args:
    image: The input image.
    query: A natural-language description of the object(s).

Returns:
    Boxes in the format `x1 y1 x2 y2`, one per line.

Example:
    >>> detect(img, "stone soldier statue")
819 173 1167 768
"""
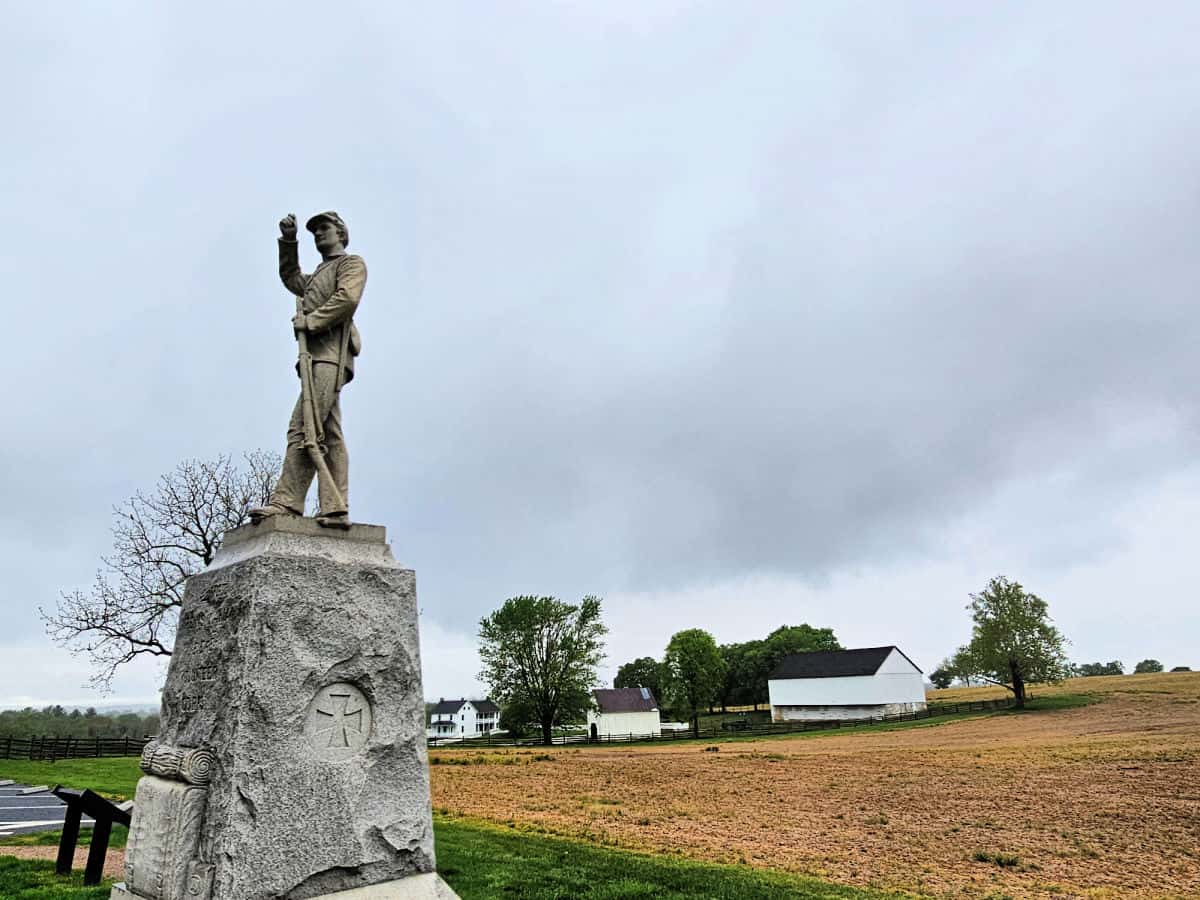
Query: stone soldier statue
250 211 366 527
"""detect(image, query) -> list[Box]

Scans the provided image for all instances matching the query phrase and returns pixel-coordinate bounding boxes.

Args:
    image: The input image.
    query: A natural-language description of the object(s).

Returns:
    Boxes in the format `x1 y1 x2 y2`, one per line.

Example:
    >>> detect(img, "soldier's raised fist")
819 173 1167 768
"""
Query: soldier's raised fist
279 213 297 240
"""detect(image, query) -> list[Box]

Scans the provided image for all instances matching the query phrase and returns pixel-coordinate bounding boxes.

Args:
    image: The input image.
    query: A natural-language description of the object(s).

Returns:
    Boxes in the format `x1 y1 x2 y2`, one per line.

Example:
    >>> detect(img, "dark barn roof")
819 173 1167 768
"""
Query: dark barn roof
593 687 658 713
769 646 922 680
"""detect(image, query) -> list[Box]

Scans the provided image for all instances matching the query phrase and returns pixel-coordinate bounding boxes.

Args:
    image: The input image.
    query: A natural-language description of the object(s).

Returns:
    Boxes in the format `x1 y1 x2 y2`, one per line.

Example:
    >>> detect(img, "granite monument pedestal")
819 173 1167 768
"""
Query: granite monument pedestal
110 516 457 900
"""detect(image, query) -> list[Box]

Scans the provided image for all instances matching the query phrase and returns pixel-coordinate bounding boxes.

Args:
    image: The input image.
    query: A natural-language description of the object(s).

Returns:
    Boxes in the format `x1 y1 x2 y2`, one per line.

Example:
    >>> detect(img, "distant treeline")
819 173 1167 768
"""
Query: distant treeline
1072 660 1191 677
932 657 1192 688
0 705 159 738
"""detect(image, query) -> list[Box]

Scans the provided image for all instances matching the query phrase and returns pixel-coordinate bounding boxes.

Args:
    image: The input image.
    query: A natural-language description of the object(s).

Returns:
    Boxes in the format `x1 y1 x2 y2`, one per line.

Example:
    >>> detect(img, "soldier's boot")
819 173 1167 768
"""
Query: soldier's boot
248 503 302 522
315 510 351 529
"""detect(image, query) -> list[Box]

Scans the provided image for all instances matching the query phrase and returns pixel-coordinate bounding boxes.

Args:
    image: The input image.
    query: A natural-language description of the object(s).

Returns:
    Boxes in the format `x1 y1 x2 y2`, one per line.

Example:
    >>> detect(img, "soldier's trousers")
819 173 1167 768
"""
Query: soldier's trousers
269 361 349 515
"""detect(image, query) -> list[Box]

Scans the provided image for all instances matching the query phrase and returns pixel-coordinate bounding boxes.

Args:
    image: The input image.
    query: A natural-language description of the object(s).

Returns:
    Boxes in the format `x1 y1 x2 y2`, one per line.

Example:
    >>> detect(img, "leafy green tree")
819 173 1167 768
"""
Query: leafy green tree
711 626 842 711
661 629 726 737
718 641 764 711
1134 659 1163 674
0 706 159 739
949 576 1070 709
487 694 538 738
613 656 663 700
763 624 841 661
929 664 955 690
478 595 607 745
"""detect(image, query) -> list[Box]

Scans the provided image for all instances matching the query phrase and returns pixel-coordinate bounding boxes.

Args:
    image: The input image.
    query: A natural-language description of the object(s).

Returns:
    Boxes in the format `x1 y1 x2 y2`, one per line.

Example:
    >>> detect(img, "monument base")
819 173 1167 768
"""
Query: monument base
118 516 447 900
111 872 460 899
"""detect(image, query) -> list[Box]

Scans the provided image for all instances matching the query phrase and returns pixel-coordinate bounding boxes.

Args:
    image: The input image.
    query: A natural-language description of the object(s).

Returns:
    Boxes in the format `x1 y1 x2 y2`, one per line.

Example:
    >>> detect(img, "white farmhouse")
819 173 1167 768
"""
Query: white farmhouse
587 687 662 739
427 698 501 740
768 646 926 722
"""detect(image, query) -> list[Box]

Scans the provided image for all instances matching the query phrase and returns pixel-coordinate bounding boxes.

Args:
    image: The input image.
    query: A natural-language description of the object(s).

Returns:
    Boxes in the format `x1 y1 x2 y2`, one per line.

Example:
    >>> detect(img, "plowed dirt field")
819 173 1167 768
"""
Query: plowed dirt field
429 673 1200 899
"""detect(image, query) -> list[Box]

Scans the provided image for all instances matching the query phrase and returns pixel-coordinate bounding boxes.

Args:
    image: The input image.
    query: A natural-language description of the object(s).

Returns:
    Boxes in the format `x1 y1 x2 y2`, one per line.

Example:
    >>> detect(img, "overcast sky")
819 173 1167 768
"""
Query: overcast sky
3 2 1199 708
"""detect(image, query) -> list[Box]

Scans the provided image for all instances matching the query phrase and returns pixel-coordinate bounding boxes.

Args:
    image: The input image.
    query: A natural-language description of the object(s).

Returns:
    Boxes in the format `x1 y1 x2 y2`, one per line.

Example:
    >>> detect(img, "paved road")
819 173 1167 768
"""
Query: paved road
0 783 93 837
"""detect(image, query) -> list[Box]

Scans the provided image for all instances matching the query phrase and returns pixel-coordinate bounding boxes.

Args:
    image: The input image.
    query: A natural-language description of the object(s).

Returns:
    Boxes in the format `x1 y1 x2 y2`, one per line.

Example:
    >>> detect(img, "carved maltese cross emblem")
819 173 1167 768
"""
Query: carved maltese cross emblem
306 682 372 759
315 692 366 747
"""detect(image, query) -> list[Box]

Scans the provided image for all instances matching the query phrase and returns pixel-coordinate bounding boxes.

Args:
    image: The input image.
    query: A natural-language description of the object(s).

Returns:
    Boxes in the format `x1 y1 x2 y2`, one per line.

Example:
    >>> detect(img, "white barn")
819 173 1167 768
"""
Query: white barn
587 687 662 739
768 646 926 722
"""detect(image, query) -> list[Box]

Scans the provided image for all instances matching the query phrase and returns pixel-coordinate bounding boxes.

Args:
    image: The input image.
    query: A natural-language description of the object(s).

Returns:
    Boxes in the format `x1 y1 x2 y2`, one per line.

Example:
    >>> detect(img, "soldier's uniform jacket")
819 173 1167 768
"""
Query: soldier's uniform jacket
278 238 366 384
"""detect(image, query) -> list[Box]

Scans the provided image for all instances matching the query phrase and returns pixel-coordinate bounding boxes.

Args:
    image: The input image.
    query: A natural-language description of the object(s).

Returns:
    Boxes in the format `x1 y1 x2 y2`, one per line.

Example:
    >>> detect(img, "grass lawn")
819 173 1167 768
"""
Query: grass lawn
1002 693 1095 711
926 670 1199 704
0 857 111 899
0 758 141 801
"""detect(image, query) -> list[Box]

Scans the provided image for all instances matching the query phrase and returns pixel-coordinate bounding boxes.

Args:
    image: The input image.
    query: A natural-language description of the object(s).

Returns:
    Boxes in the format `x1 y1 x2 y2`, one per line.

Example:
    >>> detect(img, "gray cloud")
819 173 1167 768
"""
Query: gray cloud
4 2 1199 699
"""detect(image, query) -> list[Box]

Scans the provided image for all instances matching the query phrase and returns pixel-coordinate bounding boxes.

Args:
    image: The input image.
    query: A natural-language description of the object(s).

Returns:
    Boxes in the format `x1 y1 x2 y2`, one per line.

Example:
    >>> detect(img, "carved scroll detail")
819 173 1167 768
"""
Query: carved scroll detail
139 741 215 786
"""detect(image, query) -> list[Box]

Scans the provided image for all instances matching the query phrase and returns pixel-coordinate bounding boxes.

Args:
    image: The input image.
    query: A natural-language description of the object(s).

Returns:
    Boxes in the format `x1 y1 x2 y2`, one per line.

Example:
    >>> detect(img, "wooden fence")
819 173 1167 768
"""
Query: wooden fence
0 735 153 761
428 696 1019 748
2 698 1020 758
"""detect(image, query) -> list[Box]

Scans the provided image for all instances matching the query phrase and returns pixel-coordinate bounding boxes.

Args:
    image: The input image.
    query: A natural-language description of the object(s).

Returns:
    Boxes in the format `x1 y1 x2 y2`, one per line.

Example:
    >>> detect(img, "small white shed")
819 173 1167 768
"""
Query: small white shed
587 688 662 739
768 646 926 722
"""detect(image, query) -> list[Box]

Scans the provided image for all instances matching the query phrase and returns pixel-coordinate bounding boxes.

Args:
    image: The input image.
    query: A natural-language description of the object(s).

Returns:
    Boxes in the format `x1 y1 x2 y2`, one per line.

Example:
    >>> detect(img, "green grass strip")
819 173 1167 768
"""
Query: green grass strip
0 826 128 850
1012 693 1097 711
434 816 909 899
2 818 910 899
0 758 141 801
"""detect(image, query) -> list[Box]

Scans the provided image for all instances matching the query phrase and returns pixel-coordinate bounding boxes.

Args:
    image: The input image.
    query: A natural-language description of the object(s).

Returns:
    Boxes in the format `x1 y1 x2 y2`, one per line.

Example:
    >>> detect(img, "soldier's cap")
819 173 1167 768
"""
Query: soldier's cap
305 211 349 246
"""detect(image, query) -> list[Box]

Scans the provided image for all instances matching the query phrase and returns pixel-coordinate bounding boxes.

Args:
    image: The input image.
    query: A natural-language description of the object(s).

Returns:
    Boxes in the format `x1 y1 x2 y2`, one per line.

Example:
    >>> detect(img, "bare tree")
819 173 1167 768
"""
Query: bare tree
43 451 279 689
